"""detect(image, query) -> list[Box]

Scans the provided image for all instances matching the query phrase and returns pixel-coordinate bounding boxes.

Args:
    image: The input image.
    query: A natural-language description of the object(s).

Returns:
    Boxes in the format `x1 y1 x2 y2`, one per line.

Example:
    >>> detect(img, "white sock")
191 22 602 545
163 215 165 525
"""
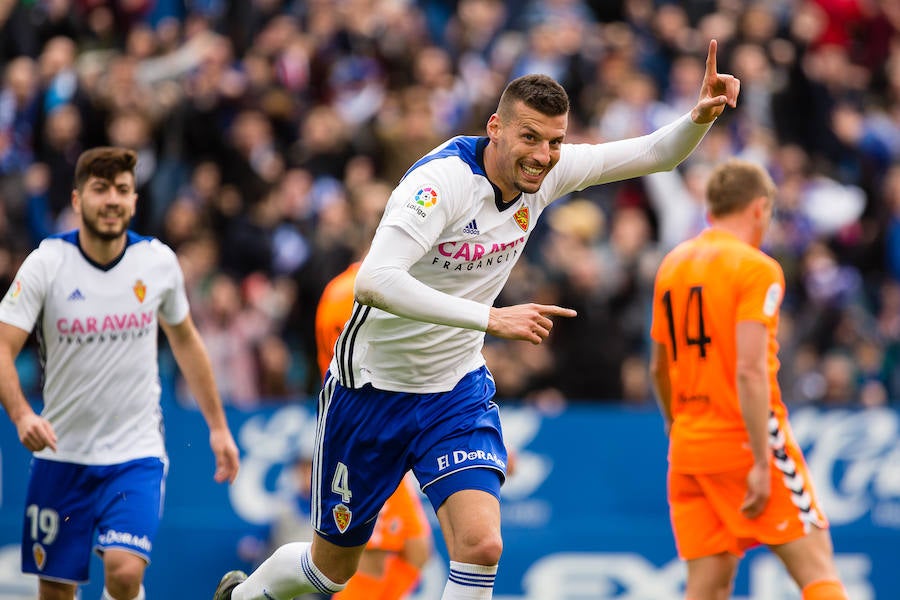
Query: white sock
232 542 346 600
441 561 497 599
101 585 145 600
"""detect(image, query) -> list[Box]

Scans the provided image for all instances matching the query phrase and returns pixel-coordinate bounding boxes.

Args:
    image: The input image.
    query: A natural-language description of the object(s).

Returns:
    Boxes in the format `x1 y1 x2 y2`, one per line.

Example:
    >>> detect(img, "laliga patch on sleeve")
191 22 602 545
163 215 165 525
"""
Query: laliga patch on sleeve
763 282 782 317
404 185 440 220
2 279 23 307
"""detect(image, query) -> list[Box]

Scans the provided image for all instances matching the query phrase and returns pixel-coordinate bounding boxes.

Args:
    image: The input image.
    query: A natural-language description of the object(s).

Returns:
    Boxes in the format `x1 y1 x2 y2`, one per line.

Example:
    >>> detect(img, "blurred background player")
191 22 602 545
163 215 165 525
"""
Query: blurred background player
649 159 848 600
0 146 240 600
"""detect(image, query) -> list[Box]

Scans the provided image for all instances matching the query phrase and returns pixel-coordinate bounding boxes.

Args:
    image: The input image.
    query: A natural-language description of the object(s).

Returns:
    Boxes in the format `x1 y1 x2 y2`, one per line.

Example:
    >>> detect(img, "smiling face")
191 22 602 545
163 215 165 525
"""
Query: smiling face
73 172 137 242
486 100 568 202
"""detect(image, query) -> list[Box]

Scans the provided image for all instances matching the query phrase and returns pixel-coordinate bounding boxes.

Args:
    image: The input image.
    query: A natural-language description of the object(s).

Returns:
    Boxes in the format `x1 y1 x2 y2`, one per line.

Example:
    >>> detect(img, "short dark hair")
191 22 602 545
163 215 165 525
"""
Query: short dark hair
705 159 775 218
497 74 569 121
73 146 137 191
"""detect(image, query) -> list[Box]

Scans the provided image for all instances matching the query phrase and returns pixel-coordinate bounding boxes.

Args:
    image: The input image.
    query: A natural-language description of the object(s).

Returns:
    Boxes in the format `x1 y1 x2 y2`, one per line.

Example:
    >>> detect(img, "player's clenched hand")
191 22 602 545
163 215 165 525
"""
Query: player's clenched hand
16 412 57 452
487 303 577 344
691 39 740 124
740 462 771 519
210 428 241 484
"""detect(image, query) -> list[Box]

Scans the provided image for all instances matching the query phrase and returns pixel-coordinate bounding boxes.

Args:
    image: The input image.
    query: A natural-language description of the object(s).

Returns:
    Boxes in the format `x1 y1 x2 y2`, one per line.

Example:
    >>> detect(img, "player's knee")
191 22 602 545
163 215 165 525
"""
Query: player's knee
105 562 144 596
454 530 502 565
106 568 143 599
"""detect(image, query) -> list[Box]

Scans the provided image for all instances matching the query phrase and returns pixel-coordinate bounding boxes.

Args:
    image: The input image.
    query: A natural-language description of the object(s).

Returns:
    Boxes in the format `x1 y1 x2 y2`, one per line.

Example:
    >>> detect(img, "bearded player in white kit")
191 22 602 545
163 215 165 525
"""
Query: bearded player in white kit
0 146 241 600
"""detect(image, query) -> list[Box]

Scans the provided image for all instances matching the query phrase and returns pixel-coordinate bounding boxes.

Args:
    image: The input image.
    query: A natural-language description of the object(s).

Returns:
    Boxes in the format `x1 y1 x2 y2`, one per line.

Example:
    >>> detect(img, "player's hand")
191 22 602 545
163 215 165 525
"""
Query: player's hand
16 412 57 452
691 39 740 124
487 303 577 344
210 428 240 484
740 462 771 519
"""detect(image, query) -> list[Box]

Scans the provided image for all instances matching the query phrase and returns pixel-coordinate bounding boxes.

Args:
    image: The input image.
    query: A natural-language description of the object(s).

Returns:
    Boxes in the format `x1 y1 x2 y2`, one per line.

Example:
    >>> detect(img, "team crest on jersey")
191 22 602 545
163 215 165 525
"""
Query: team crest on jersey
133 279 146 303
333 503 352 533
32 543 46 570
513 206 529 232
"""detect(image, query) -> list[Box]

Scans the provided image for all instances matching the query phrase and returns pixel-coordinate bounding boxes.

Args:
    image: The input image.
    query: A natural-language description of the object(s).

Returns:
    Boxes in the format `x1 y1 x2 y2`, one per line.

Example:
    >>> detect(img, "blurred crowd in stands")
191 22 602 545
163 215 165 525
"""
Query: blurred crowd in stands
2 0 900 409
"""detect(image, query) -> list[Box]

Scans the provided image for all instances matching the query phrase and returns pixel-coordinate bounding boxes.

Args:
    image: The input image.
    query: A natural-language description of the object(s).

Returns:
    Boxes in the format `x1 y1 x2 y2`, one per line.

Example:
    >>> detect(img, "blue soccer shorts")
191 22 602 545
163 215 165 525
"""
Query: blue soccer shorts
313 365 507 547
21 457 166 583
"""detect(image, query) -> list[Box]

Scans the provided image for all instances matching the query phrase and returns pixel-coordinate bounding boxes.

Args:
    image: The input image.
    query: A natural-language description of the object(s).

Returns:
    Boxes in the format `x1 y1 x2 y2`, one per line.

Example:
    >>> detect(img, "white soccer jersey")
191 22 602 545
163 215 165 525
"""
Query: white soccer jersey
333 113 711 392
0 230 190 464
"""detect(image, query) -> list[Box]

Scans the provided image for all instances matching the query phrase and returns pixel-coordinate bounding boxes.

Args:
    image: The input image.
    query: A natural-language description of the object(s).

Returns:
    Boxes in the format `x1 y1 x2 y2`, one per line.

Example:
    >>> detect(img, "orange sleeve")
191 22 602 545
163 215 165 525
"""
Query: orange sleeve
735 256 784 326
314 263 361 380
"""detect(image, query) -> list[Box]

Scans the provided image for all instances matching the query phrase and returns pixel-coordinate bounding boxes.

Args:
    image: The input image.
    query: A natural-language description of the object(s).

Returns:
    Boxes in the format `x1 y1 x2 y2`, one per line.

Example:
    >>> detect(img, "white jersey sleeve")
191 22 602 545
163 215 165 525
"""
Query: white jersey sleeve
543 112 712 199
156 241 190 326
0 243 64 333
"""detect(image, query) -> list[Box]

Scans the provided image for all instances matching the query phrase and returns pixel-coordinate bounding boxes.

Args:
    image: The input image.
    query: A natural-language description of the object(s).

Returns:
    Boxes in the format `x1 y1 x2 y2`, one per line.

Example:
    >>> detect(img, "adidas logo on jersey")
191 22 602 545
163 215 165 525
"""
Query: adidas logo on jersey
463 219 479 235
67 289 86 301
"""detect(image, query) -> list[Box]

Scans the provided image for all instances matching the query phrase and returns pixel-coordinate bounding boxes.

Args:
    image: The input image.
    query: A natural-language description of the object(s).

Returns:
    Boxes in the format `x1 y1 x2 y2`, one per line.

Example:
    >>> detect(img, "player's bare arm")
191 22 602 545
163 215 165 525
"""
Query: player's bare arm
487 304 577 345
649 341 674 436
691 39 741 124
161 315 240 484
0 322 57 452
736 320 771 519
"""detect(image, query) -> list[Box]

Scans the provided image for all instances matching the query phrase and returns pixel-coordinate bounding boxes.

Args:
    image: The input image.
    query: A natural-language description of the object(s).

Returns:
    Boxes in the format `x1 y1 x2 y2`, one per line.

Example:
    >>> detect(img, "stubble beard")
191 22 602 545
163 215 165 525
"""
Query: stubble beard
82 213 128 242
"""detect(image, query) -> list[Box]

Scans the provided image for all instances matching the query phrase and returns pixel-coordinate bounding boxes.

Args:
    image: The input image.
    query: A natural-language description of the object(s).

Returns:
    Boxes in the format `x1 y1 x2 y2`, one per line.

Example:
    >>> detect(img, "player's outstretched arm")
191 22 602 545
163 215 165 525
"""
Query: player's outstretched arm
161 315 240 484
486 304 577 345
691 39 741 124
0 322 57 452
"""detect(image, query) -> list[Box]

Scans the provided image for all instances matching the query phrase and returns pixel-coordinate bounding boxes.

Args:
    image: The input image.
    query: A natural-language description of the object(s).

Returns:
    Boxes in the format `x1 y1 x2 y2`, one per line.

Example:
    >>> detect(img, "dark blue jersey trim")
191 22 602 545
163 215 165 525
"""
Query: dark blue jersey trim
400 136 520 211
52 229 153 272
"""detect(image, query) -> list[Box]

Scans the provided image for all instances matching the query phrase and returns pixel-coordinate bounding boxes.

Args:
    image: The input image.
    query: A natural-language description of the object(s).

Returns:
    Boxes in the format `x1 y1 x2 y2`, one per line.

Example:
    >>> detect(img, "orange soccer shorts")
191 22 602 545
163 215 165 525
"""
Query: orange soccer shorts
668 440 829 560
366 476 431 552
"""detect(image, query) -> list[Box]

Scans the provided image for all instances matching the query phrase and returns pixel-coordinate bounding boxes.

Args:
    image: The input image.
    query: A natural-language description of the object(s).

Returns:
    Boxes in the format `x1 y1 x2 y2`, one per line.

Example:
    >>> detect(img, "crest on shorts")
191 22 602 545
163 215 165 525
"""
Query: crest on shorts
133 279 146 303
32 543 46 570
513 206 529 232
333 503 352 533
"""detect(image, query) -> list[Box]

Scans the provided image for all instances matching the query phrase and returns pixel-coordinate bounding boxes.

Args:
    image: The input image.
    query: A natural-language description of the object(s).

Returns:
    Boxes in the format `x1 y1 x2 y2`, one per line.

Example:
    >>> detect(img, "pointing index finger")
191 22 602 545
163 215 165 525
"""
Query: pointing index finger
705 39 718 80
539 305 578 318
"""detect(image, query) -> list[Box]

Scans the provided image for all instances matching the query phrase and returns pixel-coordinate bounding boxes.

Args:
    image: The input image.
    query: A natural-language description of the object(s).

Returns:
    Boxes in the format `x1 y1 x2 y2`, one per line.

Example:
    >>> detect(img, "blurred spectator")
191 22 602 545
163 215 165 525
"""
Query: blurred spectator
1 0 898 411
0 56 39 177
189 272 272 408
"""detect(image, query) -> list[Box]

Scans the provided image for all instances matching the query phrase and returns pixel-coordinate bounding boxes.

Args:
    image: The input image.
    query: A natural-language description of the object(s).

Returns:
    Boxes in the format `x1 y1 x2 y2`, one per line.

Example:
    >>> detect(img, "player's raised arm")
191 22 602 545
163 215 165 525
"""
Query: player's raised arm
691 39 741 124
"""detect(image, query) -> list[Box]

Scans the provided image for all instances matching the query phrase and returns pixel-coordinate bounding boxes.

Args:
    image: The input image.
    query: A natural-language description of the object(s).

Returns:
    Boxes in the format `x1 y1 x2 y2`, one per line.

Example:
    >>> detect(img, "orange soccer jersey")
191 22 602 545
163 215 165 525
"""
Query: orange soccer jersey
315 262 361 380
651 228 828 558
650 228 787 474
